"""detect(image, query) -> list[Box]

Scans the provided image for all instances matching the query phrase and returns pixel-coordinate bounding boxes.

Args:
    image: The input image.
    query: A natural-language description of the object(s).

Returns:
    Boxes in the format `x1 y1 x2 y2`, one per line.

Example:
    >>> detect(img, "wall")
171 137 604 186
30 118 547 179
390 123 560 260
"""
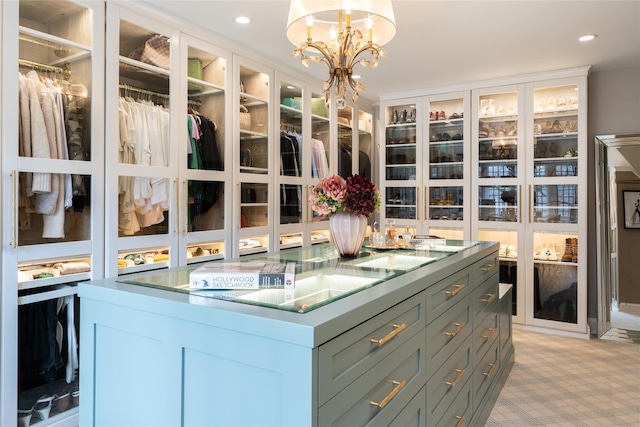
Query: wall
587 65 640 320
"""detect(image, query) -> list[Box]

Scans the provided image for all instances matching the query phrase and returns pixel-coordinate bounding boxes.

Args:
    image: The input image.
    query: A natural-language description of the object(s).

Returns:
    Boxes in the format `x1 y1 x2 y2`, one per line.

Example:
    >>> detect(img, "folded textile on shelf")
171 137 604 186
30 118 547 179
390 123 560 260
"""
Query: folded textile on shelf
53 261 91 275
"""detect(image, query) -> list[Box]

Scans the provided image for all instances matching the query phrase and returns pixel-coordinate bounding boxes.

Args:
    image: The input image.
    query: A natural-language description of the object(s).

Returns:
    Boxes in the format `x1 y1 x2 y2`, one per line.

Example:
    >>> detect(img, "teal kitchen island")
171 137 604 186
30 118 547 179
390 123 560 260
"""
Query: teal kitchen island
79 241 513 426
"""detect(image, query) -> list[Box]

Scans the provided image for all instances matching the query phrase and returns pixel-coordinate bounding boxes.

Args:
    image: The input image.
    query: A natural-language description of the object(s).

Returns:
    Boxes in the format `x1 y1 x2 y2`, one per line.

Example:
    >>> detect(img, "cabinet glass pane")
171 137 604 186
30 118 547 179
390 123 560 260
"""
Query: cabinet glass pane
533 85 579 177
428 99 464 180
478 185 519 222
429 186 463 221
280 184 302 225
358 110 373 179
533 232 579 324
338 105 353 177
187 180 224 232
240 65 269 174
240 183 268 228
384 104 416 182
280 82 303 177
118 21 171 167
118 175 170 237
19 4 93 162
385 186 416 220
478 92 518 179
311 91 330 178
17 172 91 245
187 45 226 171
532 184 578 224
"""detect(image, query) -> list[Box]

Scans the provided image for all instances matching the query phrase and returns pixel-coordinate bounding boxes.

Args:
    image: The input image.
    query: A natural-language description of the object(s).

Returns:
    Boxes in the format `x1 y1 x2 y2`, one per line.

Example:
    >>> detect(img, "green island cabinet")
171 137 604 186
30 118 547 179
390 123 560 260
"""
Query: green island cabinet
79 241 513 426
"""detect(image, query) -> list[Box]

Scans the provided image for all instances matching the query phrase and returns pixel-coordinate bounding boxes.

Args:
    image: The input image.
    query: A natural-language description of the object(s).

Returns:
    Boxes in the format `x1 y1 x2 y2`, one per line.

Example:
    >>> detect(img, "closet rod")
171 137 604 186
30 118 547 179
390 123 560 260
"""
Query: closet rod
119 84 169 99
19 59 71 79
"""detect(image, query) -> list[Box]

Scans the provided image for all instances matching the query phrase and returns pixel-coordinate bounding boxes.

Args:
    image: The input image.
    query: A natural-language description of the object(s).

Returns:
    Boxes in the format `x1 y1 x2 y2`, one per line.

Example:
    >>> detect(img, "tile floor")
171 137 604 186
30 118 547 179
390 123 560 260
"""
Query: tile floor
486 329 640 426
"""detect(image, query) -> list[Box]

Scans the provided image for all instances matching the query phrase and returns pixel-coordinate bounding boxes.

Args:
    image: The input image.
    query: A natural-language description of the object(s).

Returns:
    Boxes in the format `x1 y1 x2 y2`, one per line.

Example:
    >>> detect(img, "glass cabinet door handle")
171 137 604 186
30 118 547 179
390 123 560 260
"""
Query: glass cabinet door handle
424 186 428 221
528 184 532 223
10 170 17 248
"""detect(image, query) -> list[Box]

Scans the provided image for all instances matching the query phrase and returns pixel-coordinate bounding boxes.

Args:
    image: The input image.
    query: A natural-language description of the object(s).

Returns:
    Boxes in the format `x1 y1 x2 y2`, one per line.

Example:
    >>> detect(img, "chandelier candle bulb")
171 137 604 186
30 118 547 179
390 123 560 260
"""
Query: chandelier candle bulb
366 18 372 43
346 10 351 28
306 15 313 40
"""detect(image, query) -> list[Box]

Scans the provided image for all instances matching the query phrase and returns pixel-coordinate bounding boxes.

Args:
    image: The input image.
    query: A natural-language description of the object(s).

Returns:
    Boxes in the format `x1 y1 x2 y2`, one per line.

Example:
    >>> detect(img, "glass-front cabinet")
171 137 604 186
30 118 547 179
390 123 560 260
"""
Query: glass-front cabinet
528 79 585 330
278 79 304 249
234 56 272 257
308 89 331 245
380 98 421 238
180 35 231 265
425 92 470 240
472 85 526 324
1 1 105 425
472 76 587 333
380 94 470 244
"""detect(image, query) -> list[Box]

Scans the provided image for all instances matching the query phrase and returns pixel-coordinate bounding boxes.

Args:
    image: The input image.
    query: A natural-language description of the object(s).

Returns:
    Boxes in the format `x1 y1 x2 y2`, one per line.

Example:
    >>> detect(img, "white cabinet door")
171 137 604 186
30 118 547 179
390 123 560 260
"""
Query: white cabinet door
1 1 105 425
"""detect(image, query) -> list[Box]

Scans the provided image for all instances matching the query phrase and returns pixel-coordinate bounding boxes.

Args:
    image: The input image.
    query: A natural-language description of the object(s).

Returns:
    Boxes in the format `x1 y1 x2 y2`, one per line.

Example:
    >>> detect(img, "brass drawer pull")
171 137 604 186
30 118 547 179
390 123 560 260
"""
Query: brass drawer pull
370 323 407 346
455 415 465 427
444 322 465 337
482 327 497 340
480 263 495 272
444 284 465 296
370 379 406 409
483 362 497 377
444 368 466 387
481 293 496 303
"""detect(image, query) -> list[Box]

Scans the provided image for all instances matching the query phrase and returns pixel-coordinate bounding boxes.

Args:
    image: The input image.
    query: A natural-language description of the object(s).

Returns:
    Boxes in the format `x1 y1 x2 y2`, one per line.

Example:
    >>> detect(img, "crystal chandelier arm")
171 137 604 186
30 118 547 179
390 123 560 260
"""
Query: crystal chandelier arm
348 42 383 70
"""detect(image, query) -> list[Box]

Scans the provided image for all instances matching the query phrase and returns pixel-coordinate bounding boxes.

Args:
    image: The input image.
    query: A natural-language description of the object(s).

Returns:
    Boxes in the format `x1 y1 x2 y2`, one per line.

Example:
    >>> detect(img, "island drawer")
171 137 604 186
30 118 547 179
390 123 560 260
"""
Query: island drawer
472 273 499 320
426 335 472 425
389 385 426 427
473 309 499 363
425 295 472 380
425 267 471 324
318 291 426 405
472 338 500 412
472 252 499 287
433 378 472 427
318 330 426 426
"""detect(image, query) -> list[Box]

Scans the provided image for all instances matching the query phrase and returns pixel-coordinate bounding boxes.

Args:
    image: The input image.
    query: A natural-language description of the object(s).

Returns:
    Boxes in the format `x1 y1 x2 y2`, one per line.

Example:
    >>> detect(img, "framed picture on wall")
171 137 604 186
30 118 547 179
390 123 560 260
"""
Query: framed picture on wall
623 190 640 229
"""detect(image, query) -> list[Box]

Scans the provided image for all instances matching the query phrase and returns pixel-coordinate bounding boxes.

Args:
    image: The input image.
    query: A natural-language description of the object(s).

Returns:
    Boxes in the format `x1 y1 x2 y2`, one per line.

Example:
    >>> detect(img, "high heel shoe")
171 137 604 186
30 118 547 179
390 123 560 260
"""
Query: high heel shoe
33 395 55 420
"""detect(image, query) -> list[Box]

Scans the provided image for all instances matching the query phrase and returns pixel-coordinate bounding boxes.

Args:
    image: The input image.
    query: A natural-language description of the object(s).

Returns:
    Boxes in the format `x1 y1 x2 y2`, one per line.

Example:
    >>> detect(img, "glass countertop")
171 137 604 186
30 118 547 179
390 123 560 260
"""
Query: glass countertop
118 241 478 313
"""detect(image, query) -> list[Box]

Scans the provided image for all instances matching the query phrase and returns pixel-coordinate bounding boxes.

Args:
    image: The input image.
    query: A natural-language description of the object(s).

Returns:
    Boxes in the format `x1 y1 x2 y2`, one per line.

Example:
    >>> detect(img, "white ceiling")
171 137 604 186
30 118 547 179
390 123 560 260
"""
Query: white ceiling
142 0 640 102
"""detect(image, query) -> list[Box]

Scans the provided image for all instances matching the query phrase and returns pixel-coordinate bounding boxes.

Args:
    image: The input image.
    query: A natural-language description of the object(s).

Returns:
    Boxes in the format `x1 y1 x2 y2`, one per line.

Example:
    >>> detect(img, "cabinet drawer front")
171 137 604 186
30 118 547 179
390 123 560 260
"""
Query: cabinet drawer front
473 338 500 412
426 335 472 424
425 295 472 380
472 253 499 286
472 274 499 320
433 378 472 427
319 292 425 405
389 386 426 427
425 268 471 324
318 332 426 427
473 310 499 363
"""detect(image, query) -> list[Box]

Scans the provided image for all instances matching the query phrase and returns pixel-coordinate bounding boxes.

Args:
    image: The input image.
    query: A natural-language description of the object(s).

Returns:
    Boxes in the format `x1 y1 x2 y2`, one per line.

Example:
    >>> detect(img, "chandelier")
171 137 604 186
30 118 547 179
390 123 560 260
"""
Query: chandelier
286 0 396 108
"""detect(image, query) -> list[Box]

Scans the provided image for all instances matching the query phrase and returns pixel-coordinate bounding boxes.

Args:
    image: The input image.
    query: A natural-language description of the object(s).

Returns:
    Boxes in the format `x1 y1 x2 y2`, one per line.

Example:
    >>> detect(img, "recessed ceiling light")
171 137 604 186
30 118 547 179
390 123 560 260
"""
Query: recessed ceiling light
578 34 597 42
235 16 251 24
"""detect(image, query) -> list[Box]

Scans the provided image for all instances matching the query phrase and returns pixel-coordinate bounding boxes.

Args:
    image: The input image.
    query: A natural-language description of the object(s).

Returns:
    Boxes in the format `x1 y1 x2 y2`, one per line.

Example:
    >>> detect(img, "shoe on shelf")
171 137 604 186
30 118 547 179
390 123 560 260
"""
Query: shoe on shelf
499 244 507 257
547 245 558 261
538 245 549 260
437 110 446 120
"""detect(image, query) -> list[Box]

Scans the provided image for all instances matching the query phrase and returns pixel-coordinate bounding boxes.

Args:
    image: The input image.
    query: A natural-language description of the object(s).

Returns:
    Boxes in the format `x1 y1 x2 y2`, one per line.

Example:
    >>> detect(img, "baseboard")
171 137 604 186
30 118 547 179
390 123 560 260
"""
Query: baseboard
513 323 591 340
618 302 640 315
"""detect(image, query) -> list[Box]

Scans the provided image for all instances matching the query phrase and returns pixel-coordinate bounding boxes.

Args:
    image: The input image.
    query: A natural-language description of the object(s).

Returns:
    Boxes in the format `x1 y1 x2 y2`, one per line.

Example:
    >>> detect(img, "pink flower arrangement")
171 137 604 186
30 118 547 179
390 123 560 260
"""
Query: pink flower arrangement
309 174 381 217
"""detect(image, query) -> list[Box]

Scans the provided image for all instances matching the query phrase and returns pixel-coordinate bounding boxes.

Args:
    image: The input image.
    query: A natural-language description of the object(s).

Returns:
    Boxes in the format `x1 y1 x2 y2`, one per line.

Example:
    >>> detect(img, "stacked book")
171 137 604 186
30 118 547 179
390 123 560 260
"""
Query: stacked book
189 261 296 290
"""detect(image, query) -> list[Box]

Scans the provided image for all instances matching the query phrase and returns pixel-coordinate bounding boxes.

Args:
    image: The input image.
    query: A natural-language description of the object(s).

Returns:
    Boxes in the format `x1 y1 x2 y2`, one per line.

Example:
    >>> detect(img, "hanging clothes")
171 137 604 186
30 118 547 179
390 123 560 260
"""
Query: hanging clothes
17 70 81 238
117 96 170 235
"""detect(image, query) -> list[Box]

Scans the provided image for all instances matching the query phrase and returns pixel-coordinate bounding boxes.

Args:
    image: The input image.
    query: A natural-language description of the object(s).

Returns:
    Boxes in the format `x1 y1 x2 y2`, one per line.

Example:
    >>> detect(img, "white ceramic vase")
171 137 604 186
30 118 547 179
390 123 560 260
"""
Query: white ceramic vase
329 212 367 258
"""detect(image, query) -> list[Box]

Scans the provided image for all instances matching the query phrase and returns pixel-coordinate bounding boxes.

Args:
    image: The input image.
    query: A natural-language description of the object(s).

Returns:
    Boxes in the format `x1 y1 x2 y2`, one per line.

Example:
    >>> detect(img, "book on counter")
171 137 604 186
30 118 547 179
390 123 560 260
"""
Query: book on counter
410 235 447 247
189 261 296 290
